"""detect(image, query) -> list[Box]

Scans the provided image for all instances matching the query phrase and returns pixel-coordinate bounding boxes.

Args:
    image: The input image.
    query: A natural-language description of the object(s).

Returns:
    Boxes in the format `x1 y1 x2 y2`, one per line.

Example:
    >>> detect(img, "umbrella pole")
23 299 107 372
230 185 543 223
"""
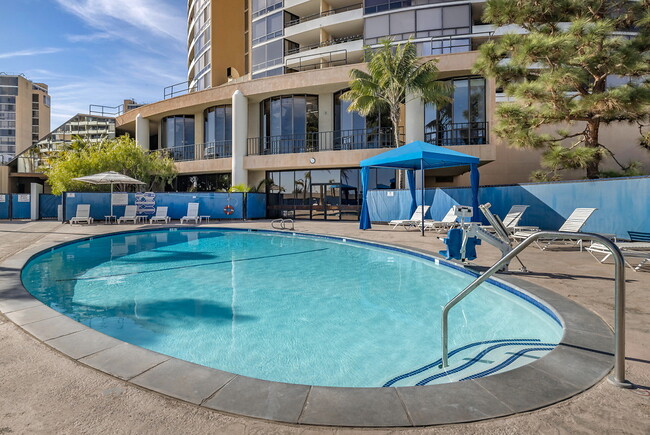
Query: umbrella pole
110 183 114 218
421 160 425 237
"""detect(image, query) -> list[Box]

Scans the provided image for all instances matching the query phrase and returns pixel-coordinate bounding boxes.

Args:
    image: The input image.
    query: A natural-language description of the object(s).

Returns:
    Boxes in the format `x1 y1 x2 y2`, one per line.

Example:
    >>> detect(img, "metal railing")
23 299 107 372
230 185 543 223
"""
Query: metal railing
247 127 399 156
164 81 198 99
286 35 363 55
286 49 350 72
425 121 489 146
285 3 362 27
165 141 232 162
440 231 631 388
89 104 124 117
364 0 459 14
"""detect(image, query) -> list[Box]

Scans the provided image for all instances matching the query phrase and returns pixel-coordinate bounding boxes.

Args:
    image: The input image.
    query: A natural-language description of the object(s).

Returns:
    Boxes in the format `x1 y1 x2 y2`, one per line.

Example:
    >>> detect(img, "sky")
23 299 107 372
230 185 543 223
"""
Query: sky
0 0 188 126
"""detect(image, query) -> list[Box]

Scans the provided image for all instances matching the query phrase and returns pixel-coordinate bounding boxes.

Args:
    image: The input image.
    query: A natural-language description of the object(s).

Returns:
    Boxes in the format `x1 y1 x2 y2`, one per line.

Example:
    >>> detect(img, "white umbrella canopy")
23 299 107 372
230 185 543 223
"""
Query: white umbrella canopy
72 171 145 217
72 171 145 185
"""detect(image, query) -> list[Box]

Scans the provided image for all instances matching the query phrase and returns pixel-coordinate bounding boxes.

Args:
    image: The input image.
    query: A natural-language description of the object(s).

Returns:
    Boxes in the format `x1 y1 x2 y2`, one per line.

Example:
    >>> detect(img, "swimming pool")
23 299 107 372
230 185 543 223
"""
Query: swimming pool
21 228 563 388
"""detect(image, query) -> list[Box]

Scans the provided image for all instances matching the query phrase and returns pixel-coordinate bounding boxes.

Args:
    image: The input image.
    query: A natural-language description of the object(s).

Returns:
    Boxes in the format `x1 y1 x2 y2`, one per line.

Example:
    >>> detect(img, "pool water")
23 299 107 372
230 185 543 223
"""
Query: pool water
21 229 562 387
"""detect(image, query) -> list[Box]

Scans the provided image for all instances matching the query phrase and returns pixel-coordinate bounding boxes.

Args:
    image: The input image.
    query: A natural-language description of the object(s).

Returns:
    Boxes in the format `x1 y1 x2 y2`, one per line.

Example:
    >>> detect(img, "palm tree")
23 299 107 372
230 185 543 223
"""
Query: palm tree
341 38 452 152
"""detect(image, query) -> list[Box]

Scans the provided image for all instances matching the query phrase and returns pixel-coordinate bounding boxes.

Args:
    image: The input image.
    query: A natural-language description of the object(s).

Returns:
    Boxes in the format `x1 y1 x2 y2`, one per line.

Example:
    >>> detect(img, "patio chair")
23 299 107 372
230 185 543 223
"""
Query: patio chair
70 204 93 225
421 207 458 232
117 205 137 224
482 205 535 235
150 206 170 224
388 205 430 230
180 202 200 224
586 230 650 272
512 208 596 250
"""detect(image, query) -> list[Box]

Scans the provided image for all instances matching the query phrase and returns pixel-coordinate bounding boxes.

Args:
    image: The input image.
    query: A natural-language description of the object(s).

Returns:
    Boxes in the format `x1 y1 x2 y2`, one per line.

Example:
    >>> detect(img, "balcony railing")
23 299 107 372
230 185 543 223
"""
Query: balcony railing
165 141 232 162
247 128 398 156
424 122 489 147
286 35 363 56
286 49 350 72
164 81 198 99
285 3 362 27
364 0 454 15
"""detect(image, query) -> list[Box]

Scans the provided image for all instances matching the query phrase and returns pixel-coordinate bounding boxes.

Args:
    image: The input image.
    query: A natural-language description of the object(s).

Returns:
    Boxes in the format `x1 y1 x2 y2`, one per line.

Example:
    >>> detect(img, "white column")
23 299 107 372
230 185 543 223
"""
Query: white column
30 183 42 221
232 90 248 187
135 113 150 150
405 94 424 144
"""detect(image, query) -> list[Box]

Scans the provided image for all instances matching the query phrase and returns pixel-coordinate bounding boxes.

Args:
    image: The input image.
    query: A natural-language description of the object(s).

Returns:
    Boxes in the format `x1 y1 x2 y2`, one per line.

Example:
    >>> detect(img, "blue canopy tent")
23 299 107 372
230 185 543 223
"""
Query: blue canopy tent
359 141 481 236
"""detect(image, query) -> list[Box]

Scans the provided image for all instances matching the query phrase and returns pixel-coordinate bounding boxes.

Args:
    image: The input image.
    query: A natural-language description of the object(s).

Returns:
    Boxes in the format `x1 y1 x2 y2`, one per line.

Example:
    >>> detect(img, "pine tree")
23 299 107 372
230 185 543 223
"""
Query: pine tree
474 0 650 180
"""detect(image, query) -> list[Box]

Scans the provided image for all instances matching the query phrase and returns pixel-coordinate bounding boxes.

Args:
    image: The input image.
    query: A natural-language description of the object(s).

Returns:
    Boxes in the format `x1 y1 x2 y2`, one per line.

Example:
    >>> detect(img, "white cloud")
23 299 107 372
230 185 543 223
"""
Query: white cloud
27 51 186 126
55 0 186 46
65 32 113 43
0 47 62 60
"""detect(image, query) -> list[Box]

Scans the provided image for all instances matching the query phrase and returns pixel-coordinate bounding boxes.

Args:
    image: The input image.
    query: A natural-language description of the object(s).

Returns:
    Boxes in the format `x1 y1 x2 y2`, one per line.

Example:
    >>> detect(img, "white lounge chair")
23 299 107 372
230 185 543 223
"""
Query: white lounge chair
150 206 170 224
388 205 430 230
586 231 650 272
117 205 137 224
586 242 650 272
512 208 596 250
483 205 534 234
70 204 93 225
421 207 458 232
180 202 200 224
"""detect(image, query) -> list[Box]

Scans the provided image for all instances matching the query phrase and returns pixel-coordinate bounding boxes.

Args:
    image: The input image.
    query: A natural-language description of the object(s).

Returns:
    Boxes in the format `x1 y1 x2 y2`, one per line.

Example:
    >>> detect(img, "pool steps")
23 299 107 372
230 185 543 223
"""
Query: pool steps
384 338 556 387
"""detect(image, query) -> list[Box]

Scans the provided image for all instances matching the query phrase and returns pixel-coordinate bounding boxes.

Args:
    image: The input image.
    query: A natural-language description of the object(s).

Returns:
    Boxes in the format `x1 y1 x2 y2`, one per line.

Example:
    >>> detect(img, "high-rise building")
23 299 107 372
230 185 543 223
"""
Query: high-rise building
111 1 649 220
0 74 51 164
187 0 247 90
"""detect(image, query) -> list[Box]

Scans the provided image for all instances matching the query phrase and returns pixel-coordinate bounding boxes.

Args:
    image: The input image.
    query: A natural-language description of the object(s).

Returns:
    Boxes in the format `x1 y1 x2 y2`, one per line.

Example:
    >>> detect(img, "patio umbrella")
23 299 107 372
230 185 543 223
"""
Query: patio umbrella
72 171 145 217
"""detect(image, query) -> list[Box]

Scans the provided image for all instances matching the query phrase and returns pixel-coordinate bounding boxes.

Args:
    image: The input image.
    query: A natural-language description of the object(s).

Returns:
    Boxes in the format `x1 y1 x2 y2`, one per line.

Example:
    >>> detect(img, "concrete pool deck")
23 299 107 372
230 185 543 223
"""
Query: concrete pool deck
0 220 648 433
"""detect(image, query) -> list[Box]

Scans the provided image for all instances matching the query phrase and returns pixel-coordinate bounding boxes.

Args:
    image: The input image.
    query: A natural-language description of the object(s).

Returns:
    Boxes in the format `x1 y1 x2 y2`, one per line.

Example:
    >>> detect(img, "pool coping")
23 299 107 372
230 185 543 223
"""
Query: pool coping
0 227 615 428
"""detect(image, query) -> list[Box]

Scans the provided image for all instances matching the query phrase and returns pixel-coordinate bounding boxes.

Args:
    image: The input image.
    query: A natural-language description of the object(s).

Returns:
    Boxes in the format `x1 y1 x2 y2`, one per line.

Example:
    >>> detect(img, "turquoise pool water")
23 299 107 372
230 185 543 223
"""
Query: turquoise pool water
21 229 562 387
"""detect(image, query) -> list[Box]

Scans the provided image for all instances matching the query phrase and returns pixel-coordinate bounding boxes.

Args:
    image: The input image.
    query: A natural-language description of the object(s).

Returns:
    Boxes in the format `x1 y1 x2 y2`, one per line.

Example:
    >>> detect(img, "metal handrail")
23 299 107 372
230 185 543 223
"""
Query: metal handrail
441 231 632 388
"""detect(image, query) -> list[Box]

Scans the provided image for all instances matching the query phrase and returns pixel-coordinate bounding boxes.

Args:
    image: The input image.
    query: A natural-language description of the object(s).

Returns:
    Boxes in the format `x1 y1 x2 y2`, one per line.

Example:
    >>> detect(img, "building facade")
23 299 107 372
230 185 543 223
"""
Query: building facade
0 74 50 164
114 0 648 220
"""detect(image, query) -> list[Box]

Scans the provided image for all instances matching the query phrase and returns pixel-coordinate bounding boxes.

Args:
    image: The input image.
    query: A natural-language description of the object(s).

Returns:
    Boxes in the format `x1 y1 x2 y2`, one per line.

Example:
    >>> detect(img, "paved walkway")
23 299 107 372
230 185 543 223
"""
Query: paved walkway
0 220 648 434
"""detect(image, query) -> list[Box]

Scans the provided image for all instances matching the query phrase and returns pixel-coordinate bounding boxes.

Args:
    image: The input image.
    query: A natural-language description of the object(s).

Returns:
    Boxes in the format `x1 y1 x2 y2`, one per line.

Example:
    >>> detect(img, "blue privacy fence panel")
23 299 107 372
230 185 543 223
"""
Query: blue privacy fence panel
367 176 650 239
153 192 245 220
0 194 8 219
246 193 266 219
39 194 61 219
11 194 31 219
63 192 246 221
64 192 136 221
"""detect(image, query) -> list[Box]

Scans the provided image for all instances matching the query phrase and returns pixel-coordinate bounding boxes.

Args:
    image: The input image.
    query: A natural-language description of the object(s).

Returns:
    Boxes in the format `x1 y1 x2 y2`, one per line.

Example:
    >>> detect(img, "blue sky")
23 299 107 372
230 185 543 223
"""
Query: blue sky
0 0 187 126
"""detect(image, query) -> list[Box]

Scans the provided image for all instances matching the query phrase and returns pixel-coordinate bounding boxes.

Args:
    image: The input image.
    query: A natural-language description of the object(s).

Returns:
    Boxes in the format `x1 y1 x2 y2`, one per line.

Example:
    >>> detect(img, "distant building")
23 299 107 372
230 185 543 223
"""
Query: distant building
3 114 115 193
0 74 51 164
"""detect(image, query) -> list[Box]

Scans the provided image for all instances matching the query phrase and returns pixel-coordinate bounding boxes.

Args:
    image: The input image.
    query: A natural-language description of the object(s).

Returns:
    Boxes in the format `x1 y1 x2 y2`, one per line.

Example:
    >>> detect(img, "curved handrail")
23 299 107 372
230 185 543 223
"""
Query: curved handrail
441 231 632 388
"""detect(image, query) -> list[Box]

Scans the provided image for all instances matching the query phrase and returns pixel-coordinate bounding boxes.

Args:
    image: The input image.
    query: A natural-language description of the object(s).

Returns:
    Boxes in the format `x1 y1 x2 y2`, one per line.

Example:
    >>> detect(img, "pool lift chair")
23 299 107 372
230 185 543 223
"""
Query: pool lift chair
441 204 528 272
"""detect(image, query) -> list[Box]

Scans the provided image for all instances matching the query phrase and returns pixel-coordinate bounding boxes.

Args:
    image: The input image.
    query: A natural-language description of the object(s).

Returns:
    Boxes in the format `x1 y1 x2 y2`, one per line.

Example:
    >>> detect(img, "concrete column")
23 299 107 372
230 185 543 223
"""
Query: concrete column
135 114 150 150
405 94 425 144
232 90 248 187
194 110 205 159
319 93 333 150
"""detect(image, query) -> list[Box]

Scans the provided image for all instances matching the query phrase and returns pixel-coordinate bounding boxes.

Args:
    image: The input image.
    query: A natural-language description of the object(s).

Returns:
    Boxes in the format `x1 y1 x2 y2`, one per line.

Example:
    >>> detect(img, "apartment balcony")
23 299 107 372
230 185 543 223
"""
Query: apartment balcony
165 141 232 162
284 37 364 72
247 128 398 156
284 4 363 48
424 122 489 147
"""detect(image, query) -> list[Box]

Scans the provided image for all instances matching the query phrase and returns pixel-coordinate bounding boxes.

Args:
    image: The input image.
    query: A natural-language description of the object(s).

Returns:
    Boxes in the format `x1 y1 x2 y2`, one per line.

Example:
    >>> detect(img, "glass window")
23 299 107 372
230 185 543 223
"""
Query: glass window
0 87 18 96
0 77 18 86
424 77 487 146
162 115 195 148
